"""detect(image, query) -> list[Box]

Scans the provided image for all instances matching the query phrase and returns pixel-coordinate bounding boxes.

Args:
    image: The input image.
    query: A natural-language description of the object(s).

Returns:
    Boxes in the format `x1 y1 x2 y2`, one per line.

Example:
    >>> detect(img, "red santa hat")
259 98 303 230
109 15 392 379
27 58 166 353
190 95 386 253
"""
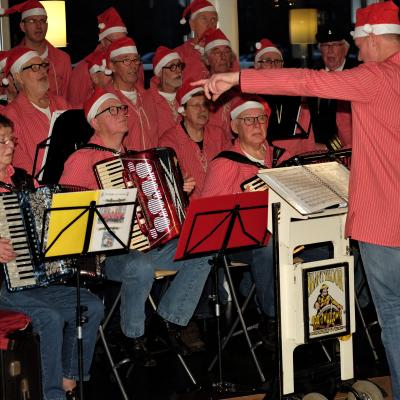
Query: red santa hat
153 46 181 77
97 7 128 41
0 51 8 74
2 47 40 85
230 95 271 120
180 0 217 25
85 50 112 76
84 88 120 123
202 28 231 54
0 0 46 20
106 37 138 62
351 0 400 38
176 81 204 113
254 39 282 63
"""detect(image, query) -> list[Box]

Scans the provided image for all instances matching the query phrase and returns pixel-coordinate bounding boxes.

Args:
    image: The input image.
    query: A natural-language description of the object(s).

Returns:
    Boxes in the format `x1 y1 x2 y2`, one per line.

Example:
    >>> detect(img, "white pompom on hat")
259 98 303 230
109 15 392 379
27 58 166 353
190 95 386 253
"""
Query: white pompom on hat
351 0 400 38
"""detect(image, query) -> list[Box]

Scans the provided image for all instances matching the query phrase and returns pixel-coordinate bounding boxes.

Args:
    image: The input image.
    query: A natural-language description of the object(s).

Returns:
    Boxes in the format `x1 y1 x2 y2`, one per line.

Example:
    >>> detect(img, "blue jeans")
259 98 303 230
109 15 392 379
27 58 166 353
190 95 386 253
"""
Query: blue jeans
0 284 104 400
105 238 211 338
359 241 400 400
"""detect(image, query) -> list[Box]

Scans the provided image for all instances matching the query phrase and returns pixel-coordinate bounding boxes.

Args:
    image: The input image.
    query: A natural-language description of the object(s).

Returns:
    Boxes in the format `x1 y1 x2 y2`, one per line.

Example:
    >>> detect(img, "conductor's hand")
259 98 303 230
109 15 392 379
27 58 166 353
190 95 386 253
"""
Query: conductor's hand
0 238 17 263
183 175 196 194
192 72 240 101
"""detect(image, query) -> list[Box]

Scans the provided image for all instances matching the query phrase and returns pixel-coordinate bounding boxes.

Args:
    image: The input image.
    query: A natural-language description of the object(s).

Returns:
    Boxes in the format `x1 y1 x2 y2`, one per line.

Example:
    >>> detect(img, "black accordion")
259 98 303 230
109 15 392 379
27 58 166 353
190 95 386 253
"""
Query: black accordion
94 147 188 252
0 186 77 292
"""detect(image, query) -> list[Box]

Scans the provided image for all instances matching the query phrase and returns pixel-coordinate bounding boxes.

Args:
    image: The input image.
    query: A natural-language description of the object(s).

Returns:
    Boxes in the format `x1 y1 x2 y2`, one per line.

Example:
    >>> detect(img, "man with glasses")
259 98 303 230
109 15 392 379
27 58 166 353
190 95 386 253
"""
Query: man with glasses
67 7 145 107
160 81 229 199
1 0 72 99
105 36 158 151
308 26 357 150
201 96 278 349
144 46 185 140
60 88 212 366
3 46 70 177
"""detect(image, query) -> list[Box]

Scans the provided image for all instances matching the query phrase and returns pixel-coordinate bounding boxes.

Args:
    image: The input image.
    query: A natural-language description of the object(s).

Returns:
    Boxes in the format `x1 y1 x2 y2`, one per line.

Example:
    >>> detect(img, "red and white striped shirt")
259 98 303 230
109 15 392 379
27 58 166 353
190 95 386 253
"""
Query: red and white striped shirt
241 54 400 246
4 93 70 176
59 134 114 189
160 123 229 198
201 139 274 198
106 84 158 151
143 76 181 140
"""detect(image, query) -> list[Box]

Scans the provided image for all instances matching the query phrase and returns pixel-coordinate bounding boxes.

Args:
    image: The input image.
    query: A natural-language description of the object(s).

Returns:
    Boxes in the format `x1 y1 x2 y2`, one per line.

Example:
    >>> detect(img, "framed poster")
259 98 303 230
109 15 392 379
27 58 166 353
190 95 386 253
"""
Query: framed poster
303 262 350 341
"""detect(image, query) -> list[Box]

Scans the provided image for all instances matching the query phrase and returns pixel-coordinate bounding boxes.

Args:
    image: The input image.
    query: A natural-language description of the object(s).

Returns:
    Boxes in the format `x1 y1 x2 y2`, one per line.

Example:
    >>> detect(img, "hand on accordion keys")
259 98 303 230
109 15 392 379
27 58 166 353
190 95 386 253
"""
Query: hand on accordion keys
0 237 17 264
183 175 196 195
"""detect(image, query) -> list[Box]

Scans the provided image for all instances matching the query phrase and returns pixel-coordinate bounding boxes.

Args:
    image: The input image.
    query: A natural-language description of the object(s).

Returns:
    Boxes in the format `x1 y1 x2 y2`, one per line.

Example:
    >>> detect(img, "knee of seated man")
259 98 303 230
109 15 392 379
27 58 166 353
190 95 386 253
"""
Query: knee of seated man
81 291 104 321
32 307 65 332
105 254 154 281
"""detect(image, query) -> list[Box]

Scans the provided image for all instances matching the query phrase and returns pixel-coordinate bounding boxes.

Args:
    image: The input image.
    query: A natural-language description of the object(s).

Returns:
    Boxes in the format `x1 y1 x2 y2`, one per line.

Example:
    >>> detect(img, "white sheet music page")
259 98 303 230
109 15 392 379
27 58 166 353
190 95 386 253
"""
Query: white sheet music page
257 161 349 215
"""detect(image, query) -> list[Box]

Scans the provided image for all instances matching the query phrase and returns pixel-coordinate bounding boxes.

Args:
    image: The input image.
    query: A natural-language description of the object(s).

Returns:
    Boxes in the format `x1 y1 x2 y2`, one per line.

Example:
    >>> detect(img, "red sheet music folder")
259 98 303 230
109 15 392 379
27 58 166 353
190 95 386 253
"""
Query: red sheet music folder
175 191 270 260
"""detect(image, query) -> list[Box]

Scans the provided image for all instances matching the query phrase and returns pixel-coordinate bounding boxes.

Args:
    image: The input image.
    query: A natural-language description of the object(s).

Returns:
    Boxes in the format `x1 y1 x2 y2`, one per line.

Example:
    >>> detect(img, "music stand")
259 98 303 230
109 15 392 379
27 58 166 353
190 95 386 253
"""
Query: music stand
41 191 136 400
175 191 270 392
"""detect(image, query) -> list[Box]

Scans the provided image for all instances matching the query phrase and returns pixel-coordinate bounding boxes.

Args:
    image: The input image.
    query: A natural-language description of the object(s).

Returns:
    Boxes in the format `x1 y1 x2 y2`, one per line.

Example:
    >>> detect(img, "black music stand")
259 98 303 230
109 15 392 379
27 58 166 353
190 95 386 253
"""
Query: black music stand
41 193 136 400
175 191 270 393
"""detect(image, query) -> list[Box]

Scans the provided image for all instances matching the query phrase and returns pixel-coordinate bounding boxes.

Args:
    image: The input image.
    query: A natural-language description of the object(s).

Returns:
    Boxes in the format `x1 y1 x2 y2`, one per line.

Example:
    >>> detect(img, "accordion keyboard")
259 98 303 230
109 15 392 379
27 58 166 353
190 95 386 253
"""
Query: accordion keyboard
95 159 150 252
0 193 37 289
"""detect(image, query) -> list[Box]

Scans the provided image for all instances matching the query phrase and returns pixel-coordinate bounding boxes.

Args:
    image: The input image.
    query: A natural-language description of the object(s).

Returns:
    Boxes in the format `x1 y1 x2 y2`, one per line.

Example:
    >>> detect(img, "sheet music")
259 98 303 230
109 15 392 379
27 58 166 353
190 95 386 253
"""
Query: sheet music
90 190 137 252
258 162 349 215
37 110 66 181
45 188 137 257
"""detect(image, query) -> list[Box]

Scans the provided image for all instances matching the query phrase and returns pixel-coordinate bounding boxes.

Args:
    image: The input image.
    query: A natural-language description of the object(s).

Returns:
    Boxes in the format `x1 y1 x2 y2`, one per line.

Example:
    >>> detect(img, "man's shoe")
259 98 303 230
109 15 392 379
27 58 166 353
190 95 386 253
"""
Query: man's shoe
258 315 277 352
179 321 206 352
164 320 192 356
124 336 157 367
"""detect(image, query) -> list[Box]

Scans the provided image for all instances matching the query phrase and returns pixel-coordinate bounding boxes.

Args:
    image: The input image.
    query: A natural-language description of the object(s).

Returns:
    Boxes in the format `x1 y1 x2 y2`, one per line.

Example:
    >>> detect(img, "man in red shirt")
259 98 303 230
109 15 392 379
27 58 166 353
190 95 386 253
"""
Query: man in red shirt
202 28 241 143
105 37 158 151
196 2 400 396
67 7 145 107
1 0 72 98
160 81 229 198
144 46 184 140
60 89 211 364
3 47 70 177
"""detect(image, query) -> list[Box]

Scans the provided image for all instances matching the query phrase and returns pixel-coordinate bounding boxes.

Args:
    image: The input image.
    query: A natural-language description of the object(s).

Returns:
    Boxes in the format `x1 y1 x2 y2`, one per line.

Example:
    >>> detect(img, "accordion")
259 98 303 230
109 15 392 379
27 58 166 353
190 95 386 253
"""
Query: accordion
282 149 352 169
0 186 75 292
94 147 188 251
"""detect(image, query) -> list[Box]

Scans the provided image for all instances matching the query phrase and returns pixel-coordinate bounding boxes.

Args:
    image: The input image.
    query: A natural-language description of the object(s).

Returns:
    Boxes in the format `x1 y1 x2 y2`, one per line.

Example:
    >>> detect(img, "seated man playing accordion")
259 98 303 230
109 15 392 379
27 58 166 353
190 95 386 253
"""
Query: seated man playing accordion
0 114 104 400
201 96 328 349
60 89 212 364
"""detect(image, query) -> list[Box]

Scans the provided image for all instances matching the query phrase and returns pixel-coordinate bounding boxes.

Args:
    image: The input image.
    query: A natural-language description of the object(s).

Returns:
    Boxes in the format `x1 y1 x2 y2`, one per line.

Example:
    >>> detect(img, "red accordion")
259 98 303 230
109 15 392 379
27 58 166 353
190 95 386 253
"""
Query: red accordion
94 147 188 251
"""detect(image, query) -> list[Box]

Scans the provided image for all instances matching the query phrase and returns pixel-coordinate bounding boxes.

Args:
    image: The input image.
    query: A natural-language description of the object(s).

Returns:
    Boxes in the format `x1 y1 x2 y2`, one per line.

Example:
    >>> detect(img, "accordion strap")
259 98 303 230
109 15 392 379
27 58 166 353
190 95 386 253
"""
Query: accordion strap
79 143 128 156
0 168 35 192
214 151 265 168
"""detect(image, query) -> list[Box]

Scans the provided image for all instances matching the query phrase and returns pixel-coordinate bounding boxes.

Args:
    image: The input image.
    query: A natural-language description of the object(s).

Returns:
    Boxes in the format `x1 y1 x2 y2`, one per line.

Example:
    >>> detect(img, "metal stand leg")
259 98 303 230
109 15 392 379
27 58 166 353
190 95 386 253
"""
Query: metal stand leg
208 283 259 371
97 288 130 400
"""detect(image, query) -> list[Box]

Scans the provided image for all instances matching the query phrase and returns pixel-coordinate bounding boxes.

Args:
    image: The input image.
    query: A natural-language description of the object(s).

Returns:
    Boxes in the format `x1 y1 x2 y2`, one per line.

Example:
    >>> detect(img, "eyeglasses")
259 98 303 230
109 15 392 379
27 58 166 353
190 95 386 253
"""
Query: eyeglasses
319 42 344 49
95 105 129 118
22 62 50 72
112 58 142 66
236 114 268 126
0 136 18 145
23 18 47 25
257 59 284 66
162 62 186 72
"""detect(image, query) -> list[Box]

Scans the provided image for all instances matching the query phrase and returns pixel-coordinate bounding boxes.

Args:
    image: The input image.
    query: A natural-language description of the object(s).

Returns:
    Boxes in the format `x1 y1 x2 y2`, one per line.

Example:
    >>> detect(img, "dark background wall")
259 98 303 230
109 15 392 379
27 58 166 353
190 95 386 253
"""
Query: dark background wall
7 0 354 64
